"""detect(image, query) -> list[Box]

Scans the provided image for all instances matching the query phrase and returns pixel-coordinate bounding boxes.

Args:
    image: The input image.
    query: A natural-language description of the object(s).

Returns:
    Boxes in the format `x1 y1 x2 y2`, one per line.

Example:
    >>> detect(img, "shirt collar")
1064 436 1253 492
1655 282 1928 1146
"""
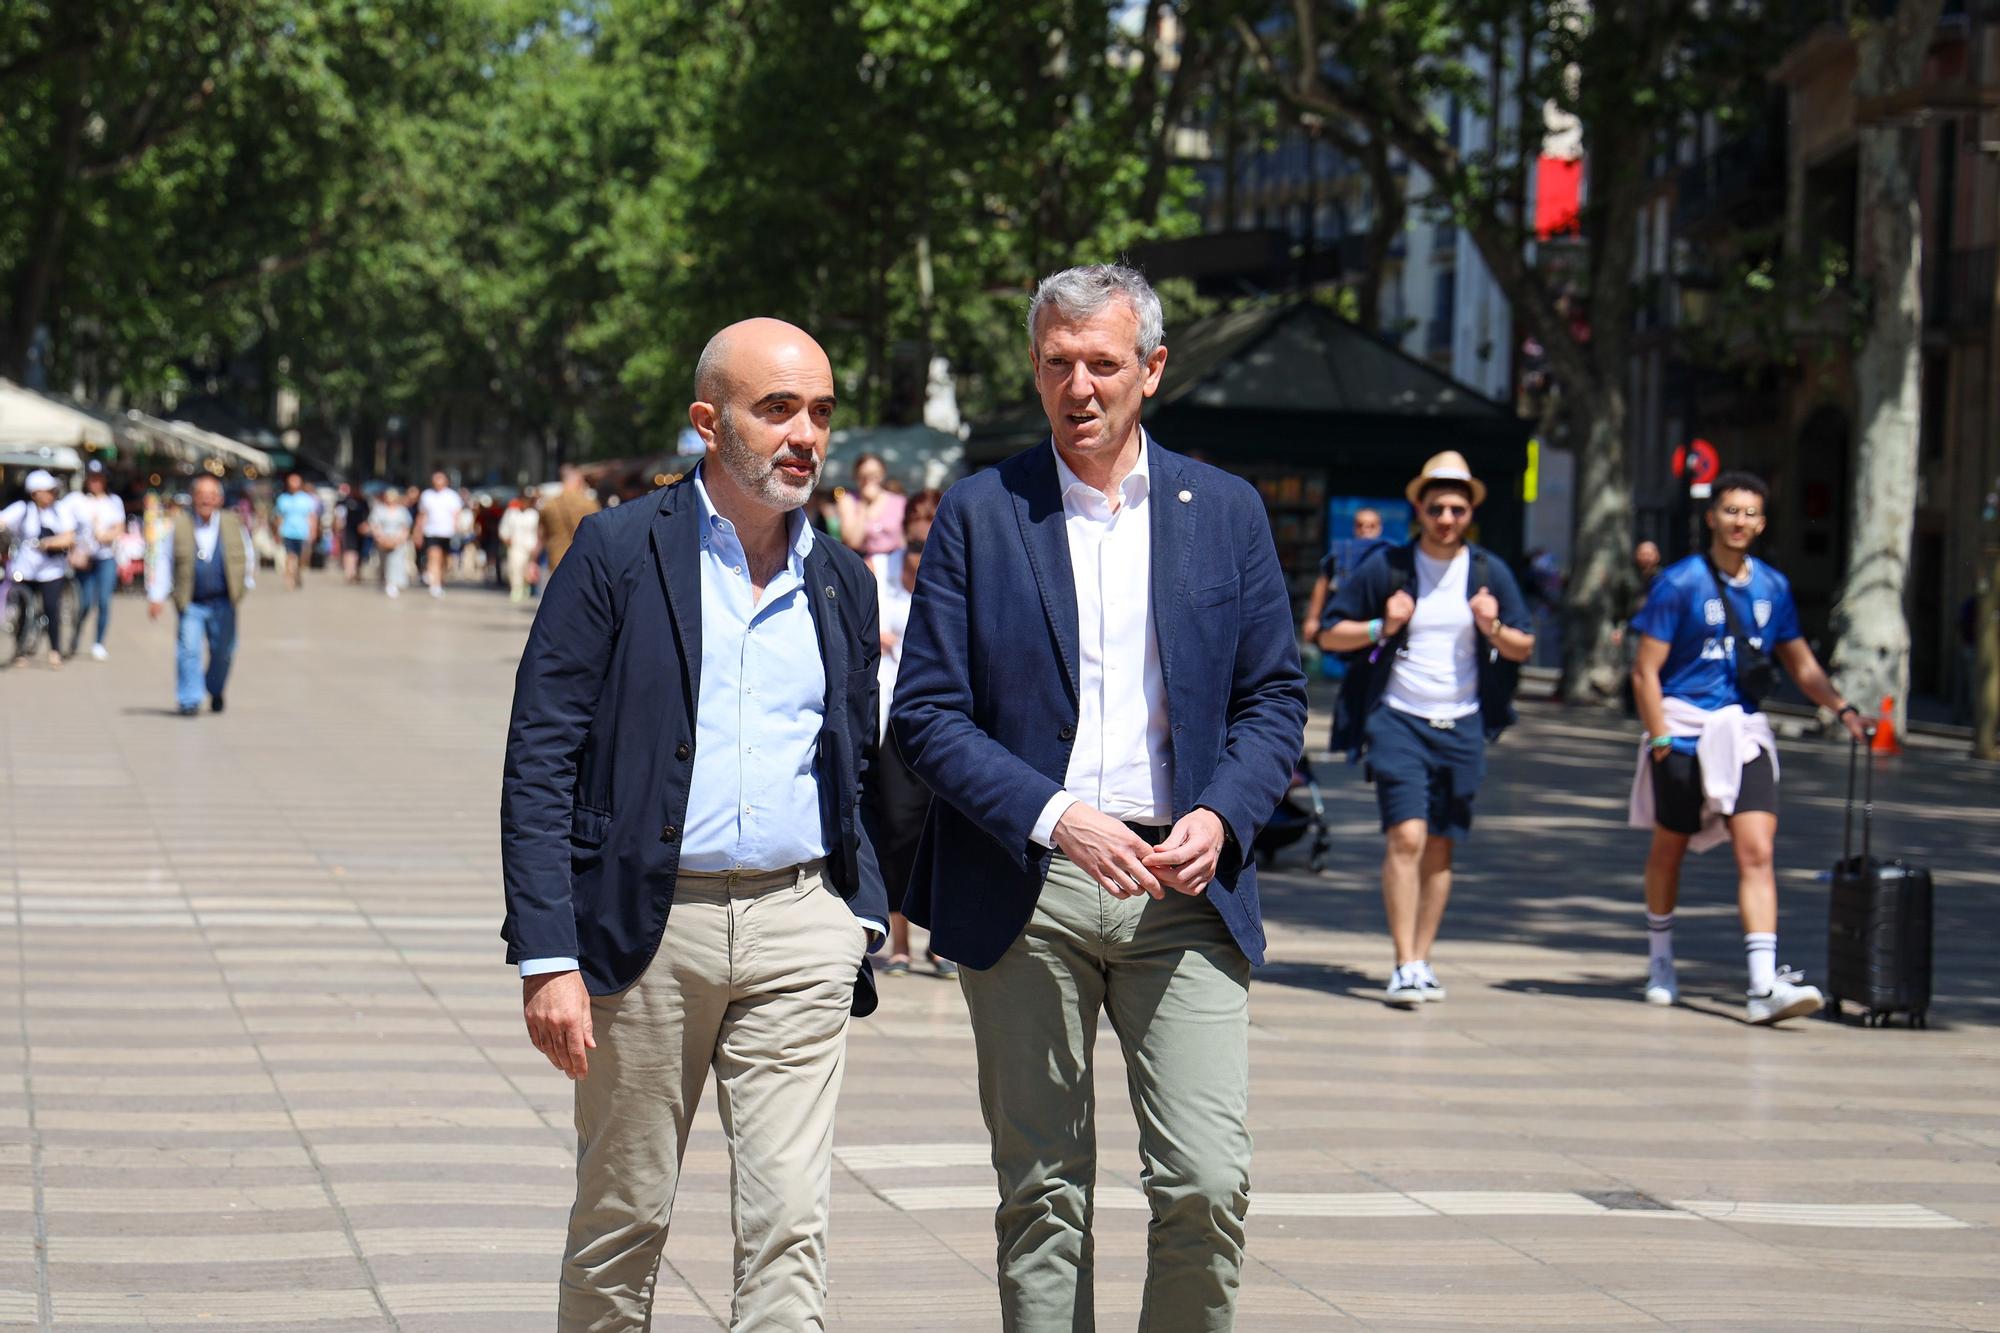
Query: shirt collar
692 464 813 563
1051 431 1151 512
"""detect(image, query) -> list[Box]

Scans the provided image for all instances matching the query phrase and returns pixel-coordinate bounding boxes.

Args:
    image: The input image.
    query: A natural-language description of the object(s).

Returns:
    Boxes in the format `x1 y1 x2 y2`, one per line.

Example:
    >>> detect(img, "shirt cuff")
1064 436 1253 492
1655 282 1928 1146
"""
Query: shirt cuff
854 918 888 953
1030 793 1078 849
518 957 578 978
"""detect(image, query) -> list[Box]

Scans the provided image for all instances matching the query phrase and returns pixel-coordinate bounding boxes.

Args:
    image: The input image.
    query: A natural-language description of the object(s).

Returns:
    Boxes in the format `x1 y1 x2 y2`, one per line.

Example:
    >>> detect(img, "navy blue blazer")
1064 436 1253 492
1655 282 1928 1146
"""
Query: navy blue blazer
500 477 890 1016
890 439 1308 970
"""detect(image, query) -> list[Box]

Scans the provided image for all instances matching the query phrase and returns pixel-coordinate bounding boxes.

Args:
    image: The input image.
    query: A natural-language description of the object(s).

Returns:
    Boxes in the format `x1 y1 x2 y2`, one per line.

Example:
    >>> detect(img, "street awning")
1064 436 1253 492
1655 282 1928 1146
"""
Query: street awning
119 411 274 474
0 380 116 450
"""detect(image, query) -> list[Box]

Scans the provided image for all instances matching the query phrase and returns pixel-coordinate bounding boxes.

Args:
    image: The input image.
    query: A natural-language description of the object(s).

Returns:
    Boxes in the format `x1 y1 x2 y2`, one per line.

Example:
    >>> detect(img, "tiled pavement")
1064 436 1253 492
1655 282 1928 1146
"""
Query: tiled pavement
2 574 1997 1331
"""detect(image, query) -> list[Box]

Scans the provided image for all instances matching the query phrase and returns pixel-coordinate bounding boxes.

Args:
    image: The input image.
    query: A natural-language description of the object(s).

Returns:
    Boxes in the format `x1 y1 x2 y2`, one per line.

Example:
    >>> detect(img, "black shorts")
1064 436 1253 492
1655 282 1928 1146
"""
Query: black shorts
1651 747 1779 835
422 535 453 558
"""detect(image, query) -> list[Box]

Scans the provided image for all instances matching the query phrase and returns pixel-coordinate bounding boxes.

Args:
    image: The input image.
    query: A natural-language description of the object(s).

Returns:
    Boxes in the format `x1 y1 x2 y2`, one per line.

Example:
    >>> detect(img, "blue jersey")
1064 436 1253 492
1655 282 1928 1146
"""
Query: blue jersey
1631 554 1801 736
276 491 318 542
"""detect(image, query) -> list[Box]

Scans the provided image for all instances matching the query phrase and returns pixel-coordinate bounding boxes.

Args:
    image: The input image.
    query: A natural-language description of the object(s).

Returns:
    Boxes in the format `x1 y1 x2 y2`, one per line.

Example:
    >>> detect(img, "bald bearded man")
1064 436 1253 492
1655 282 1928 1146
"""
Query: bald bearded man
502 318 889 1331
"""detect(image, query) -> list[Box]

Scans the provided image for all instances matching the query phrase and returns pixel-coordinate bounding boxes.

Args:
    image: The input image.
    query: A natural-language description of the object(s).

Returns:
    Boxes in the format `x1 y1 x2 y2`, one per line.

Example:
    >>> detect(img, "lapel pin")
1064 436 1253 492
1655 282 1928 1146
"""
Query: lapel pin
1178 489 1192 503
824 584 837 599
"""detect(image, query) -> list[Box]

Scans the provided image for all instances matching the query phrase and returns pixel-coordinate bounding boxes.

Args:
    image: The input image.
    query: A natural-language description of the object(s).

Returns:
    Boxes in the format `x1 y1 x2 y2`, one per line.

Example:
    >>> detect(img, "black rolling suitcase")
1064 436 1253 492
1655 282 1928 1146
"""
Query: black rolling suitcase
1825 739 1933 1028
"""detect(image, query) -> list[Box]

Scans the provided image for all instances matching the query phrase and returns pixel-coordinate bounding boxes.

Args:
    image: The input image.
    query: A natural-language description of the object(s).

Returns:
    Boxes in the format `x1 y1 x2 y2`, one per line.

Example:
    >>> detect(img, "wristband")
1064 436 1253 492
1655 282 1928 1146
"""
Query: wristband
1836 703 1858 720
1367 617 1383 644
1647 734 1675 750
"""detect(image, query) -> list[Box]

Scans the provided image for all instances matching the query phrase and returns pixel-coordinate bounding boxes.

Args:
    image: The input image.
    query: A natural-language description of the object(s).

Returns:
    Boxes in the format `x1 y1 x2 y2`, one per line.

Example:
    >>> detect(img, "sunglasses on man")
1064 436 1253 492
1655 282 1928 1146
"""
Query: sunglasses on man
1424 502 1471 519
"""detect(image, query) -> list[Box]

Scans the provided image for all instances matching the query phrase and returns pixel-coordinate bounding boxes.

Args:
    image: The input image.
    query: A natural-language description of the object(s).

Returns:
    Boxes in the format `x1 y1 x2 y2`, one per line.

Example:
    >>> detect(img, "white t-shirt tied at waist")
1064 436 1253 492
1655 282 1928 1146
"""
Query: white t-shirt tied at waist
1627 697 1780 853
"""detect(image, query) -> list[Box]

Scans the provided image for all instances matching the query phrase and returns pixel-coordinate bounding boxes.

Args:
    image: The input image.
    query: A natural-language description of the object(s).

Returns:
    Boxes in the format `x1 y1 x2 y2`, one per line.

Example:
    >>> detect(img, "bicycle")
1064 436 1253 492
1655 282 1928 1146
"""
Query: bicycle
0 531 79 668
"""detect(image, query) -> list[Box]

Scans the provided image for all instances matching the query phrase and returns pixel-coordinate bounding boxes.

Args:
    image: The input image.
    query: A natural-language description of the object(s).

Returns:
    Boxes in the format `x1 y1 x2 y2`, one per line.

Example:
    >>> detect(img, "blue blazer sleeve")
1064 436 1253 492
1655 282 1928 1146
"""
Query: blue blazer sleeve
891 490 1068 870
1193 494 1310 863
500 516 615 962
1483 556 1534 633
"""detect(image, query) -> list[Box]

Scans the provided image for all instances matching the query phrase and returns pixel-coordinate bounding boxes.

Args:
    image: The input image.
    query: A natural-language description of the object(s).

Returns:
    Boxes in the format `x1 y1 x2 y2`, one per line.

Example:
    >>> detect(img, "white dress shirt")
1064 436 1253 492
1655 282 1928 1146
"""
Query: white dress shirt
1030 437 1173 846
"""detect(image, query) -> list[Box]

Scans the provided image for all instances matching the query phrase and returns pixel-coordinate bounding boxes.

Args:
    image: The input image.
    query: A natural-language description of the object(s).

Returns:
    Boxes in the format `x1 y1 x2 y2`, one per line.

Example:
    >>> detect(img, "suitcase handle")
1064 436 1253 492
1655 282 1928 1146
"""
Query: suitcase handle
1844 735 1874 864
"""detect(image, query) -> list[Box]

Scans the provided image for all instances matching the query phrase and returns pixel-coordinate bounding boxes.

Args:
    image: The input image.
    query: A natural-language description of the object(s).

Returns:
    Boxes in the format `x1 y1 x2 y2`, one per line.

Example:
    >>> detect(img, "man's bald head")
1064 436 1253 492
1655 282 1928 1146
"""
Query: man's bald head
693 317 829 405
689 318 837 517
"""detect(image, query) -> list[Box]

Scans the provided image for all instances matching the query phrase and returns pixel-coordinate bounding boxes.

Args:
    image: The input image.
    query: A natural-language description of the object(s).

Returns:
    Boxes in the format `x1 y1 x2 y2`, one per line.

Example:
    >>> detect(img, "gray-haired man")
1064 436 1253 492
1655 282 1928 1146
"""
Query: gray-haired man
894 264 1306 1330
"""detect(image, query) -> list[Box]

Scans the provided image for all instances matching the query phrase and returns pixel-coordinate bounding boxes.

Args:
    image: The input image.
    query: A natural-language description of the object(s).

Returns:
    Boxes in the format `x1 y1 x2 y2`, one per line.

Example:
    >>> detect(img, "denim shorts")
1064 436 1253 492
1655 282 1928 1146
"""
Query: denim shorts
1363 706 1487 839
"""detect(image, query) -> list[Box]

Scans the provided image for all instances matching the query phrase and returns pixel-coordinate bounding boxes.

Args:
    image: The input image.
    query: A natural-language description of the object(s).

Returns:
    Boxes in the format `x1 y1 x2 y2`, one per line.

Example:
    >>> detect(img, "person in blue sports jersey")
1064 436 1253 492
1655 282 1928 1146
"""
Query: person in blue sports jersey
273 472 320 591
1628 471 1868 1024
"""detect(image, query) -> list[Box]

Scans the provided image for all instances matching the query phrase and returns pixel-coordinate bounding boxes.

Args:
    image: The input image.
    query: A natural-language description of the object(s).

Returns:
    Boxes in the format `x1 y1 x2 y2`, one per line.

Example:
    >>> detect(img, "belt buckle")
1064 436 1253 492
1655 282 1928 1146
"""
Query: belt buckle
1428 716 1457 731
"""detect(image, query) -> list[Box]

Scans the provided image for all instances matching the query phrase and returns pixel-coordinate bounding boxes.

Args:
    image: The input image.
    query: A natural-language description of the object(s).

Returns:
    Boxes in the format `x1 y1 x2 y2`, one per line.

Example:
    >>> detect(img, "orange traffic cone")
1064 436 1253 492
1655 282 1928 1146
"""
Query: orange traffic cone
1870 696 1900 755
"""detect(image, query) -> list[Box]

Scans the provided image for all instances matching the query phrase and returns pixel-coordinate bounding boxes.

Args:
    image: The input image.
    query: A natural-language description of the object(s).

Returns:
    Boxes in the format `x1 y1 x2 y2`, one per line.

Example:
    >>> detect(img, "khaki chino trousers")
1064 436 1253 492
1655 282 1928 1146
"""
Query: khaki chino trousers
559 861 865 1332
959 852 1253 1333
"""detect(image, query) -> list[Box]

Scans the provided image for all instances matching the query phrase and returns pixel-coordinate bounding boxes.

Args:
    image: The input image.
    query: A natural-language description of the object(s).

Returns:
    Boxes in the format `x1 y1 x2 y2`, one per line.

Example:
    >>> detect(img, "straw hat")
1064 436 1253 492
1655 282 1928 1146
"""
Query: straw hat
1405 450 1487 508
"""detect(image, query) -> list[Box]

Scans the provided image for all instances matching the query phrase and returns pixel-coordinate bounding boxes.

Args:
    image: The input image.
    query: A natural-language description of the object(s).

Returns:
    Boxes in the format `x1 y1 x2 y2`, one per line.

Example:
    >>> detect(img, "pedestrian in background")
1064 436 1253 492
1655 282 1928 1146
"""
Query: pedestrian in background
836 450 905 584
1 469 81 669
499 489 540 605
874 488 949 978
1628 471 1868 1023
371 486 414 598
335 484 372 583
63 461 125 661
537 463 599 575
273 472 319 591
147 475 255 715
1301 506 1386 648
416 470 463 597
1320 451 1535 1007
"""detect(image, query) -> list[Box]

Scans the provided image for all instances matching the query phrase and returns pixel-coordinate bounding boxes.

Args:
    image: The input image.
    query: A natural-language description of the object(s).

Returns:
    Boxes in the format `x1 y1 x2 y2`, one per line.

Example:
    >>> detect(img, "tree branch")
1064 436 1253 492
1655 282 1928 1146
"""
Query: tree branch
79 78 218 182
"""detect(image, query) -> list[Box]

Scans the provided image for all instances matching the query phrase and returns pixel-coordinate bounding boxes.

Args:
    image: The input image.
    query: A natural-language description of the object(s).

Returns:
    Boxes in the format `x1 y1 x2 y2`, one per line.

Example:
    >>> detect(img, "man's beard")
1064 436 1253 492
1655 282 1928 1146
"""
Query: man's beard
714 408 820 511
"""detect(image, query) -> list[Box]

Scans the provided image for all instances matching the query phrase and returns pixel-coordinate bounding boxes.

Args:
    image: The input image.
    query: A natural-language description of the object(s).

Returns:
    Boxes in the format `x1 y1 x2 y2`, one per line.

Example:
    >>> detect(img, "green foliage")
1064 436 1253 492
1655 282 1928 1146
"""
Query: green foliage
3 0 1234 462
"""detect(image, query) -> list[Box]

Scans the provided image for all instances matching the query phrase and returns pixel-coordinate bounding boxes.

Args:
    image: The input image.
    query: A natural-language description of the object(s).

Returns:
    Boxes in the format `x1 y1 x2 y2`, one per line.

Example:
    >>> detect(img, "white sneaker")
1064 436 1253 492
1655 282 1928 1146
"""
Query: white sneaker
1644 958 1678 1006
1384 968 1424 1009
386 585 401 599
429 583 444 598
1412 960 1447 1002
89 644 108 661
1747 971 1824 1025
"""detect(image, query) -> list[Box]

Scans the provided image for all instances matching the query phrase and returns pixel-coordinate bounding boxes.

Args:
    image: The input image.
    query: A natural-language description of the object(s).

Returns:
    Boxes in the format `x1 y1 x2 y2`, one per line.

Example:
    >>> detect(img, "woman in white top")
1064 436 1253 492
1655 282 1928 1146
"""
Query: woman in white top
2 469 82 668
62 462 127 660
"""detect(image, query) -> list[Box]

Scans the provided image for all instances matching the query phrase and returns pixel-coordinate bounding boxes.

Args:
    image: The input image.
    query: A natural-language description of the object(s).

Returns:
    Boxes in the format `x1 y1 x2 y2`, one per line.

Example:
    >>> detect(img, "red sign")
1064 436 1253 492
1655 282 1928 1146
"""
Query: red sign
1672 438 1720 486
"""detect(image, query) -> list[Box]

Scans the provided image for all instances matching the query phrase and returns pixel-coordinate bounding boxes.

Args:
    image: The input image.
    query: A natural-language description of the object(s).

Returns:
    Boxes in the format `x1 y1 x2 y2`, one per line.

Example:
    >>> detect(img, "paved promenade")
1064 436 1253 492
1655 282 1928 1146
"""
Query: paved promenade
2 575 1997 1331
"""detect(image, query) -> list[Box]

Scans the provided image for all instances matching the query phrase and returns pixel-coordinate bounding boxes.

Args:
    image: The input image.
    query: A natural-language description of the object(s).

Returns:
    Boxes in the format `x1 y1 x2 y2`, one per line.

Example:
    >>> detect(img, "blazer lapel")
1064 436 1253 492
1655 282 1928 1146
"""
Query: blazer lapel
1147 439 1196 680
651 481 703 713
1014 441 1080 704
803 537 847 705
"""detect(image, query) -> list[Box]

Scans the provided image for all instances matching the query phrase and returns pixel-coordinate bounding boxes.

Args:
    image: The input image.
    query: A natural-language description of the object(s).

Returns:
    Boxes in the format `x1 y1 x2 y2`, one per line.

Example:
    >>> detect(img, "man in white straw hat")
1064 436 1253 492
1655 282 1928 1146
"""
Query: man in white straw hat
1319 450 1535 1006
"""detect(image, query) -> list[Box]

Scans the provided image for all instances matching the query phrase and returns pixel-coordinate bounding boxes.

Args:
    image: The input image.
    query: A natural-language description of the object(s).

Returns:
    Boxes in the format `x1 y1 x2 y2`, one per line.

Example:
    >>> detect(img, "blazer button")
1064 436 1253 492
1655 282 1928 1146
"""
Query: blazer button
661 824 680 843
675 742 692 761
1059 724 1076 741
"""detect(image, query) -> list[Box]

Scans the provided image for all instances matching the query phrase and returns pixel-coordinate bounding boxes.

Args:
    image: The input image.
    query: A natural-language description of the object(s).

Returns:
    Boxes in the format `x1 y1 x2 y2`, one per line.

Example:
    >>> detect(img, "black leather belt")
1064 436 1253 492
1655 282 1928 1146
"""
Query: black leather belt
1123 821 1173 846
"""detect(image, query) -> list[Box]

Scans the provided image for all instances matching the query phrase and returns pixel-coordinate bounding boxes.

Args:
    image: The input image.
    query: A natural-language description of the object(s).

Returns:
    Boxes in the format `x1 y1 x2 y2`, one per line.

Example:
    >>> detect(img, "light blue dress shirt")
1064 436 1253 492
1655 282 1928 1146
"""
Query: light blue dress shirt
677 467 829 872
520 467 880 979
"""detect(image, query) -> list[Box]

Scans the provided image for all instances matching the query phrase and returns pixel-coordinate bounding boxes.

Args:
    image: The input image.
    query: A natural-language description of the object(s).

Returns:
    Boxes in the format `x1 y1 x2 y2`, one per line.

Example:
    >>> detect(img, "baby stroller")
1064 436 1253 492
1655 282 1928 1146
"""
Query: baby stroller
1253 755 1331 872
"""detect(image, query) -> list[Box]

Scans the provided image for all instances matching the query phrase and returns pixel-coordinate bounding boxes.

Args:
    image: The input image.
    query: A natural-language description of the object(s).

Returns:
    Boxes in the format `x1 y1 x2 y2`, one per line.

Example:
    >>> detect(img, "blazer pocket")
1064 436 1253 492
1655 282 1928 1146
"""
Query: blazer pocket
569 806 611 848
1189 574 1241 608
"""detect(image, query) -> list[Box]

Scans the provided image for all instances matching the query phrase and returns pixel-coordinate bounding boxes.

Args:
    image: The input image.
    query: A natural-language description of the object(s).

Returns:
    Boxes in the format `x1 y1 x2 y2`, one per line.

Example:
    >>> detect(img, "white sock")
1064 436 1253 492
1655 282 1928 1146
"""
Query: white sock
1646 912 1674 966
1745 932 1778 993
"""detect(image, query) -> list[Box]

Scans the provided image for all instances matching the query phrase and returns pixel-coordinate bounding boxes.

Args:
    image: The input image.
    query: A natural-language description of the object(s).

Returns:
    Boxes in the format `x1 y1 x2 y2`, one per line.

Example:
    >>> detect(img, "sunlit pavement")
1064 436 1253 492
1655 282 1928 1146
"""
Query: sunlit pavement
2 571 1996 1331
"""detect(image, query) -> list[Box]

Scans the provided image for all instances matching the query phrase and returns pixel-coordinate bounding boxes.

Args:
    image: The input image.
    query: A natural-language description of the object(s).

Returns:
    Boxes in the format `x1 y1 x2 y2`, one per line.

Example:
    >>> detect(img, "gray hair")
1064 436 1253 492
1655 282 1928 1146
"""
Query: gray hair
1027 264 1165 360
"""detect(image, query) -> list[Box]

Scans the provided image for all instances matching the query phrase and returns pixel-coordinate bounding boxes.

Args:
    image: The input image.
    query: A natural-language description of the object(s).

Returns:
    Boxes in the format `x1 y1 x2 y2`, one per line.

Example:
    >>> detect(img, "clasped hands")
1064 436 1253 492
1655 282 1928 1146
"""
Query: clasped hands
1052 802 1225 901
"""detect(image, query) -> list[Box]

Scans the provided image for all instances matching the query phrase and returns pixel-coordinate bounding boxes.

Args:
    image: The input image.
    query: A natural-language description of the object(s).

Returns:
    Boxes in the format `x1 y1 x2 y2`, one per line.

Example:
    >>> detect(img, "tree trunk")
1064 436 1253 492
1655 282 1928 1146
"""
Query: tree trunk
1829 0 1941 736
2 56 89 380
1560 379 1634 697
